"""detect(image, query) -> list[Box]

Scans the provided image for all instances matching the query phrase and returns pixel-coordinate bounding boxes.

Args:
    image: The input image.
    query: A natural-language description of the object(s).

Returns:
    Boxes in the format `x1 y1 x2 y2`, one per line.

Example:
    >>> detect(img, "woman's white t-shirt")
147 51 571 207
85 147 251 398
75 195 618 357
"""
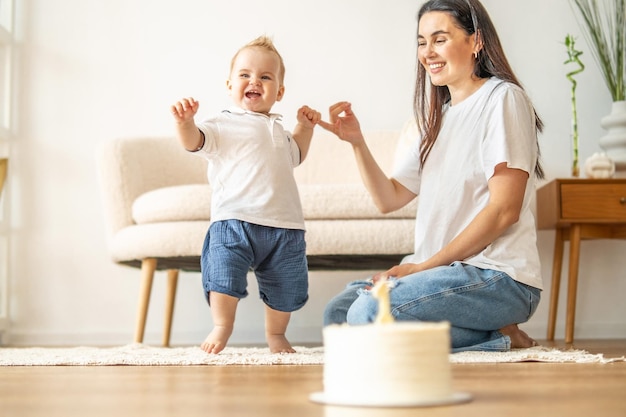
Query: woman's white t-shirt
393 78 543 290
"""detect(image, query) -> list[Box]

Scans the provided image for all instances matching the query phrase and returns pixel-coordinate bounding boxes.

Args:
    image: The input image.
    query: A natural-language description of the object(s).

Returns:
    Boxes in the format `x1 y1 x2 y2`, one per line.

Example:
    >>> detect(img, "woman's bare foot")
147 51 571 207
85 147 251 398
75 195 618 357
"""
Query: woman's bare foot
267 333 296 353
200 325 233 354
500 324 539 349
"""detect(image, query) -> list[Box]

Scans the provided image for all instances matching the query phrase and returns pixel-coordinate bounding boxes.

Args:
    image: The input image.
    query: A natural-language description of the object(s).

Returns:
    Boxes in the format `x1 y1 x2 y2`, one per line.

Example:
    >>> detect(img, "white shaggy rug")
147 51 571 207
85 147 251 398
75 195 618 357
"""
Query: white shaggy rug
0 344 623 366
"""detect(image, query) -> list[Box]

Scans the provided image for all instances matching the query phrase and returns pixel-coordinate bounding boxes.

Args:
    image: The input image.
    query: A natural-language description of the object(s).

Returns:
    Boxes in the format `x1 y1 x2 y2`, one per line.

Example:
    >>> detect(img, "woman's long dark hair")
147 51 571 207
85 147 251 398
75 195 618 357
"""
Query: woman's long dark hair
414 0 544 178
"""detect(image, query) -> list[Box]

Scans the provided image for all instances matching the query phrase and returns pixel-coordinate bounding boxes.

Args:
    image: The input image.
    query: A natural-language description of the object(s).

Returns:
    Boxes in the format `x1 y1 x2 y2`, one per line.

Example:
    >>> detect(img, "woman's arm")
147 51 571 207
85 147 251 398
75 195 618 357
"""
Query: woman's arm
319 102 416 213
383 162 528 278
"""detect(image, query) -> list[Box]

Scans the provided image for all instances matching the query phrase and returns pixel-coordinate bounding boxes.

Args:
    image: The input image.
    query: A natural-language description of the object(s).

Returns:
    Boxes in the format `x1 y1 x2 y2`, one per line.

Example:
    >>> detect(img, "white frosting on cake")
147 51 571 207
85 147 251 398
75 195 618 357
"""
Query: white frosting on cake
321 321 453 406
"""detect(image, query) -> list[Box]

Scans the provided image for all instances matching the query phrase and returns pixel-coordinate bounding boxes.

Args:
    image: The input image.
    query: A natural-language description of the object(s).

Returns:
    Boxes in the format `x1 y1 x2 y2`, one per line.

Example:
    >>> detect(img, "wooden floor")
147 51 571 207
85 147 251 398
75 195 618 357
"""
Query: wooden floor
0 339 625 417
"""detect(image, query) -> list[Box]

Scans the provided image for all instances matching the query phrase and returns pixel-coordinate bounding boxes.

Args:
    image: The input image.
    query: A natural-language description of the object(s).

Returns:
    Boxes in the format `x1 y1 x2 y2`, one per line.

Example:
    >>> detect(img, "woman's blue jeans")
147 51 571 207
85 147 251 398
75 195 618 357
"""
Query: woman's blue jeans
323 262 541 352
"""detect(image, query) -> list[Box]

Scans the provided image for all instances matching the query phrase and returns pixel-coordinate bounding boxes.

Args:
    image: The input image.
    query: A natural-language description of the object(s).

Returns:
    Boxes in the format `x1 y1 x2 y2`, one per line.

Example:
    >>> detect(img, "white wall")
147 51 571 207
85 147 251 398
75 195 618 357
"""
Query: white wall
4 0 625 346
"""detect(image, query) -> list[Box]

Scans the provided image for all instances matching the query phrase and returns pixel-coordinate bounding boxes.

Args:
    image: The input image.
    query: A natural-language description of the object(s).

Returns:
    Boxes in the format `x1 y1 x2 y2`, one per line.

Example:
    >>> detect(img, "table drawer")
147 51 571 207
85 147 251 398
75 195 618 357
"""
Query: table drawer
561 183 626 220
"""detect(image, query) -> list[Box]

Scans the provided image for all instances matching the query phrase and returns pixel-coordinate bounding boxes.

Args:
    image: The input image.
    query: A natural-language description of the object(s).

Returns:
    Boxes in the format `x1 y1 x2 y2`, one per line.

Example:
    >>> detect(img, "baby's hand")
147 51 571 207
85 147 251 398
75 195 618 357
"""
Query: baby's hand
171 98 199 123
296 105 321 129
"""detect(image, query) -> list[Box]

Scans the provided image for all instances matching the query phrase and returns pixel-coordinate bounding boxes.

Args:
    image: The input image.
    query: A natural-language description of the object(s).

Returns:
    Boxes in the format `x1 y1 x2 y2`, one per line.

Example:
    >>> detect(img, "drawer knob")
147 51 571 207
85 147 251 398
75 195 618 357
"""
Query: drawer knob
621 197 626 205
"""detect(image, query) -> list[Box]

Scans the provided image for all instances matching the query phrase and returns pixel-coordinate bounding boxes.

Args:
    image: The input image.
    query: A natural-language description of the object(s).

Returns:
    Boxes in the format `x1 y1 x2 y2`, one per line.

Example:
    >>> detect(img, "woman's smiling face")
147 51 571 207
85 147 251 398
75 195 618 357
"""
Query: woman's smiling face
417 11 479 93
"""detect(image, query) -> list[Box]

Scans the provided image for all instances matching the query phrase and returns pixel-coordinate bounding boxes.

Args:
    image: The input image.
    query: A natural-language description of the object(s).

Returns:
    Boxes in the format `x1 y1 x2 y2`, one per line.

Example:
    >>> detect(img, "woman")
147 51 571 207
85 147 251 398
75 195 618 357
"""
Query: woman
318 0 543 352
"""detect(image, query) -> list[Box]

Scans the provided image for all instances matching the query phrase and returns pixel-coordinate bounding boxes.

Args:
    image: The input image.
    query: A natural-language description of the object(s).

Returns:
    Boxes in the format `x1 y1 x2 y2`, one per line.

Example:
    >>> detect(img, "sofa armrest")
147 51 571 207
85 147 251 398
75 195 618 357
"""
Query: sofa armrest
96 137 207 236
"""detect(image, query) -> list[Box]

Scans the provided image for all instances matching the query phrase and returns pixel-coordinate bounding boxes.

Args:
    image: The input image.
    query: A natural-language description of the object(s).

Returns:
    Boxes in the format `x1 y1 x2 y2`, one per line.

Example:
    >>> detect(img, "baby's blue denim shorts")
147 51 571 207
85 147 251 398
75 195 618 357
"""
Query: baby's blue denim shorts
201 219 308 312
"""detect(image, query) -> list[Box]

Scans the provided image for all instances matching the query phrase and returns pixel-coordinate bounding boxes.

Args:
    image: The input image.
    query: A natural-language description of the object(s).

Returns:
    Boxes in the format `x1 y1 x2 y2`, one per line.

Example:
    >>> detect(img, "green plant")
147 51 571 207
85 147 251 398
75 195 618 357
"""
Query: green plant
565 35 585 177
569 0 625 101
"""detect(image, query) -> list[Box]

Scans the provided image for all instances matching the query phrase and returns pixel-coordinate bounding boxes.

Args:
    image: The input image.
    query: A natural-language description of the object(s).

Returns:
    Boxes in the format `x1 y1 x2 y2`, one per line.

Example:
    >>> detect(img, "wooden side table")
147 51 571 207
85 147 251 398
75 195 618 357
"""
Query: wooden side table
0 158 7 339
0 158 7 197
536 178 626 343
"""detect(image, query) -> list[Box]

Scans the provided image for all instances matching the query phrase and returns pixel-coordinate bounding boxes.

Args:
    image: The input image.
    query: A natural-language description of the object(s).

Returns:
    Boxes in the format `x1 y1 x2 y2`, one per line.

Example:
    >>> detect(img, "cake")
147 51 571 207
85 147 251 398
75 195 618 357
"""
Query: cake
310 281 470 407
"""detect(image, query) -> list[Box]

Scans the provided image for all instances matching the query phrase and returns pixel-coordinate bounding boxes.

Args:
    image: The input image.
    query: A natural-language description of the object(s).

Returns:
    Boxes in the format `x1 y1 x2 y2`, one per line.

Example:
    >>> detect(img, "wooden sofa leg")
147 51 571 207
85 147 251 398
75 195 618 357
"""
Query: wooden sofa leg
162 269 179 347
134 258 157 344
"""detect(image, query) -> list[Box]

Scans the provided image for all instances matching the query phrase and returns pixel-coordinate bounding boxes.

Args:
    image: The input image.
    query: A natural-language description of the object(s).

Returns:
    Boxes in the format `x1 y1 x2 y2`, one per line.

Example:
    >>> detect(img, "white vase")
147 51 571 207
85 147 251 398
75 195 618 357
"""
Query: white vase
599 100 626 176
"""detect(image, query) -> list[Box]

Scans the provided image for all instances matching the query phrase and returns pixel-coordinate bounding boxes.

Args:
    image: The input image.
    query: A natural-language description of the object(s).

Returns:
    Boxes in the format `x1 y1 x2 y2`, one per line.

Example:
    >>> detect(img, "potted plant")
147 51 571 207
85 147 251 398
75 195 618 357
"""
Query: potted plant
564 35 585 177
569 0 626 173
570 0 624 100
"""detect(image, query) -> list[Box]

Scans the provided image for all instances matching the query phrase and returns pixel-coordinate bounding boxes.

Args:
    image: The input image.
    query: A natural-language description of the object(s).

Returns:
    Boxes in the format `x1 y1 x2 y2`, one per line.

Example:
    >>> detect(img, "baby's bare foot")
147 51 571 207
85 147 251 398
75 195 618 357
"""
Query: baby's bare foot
200 325 233 354
500 324 539 349
267 333 296 353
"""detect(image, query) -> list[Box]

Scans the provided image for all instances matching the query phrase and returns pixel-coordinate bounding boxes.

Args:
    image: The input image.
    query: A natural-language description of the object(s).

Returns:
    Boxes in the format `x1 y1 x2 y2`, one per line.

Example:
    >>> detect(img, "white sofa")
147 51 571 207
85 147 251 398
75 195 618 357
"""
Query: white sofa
97 125 417 344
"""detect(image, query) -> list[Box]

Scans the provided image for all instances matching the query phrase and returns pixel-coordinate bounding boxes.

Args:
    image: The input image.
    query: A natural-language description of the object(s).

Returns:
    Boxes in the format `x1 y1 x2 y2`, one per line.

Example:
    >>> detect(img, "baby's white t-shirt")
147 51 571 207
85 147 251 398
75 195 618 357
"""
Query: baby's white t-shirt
196 107 305 230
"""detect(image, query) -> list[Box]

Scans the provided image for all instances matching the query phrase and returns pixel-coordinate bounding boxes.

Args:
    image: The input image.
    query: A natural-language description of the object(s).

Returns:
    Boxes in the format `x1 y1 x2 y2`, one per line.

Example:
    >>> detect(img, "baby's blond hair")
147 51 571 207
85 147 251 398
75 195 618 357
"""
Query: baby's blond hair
230 35 286 84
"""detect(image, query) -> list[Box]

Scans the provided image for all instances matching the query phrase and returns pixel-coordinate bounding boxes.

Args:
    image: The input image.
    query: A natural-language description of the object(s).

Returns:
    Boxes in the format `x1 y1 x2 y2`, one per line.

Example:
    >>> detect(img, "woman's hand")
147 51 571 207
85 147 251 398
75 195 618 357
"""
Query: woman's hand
318 102 365 145
373 263 423 282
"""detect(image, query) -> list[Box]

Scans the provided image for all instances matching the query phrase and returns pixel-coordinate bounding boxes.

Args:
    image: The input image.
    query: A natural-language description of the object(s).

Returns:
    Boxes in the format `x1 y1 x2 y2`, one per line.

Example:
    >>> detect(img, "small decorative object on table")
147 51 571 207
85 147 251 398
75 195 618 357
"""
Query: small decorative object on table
584 152 616 178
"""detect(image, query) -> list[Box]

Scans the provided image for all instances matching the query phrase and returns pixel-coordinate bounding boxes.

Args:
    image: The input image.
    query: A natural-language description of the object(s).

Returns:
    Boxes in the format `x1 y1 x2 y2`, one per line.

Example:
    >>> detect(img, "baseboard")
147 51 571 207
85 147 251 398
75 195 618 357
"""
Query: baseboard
3 323 625 347
520 322 626 340
2 326 324 347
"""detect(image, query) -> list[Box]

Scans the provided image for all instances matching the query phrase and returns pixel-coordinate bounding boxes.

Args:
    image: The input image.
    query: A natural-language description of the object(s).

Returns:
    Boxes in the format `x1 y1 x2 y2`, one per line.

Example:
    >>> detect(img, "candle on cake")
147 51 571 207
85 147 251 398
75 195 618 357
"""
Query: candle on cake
370 277 394 324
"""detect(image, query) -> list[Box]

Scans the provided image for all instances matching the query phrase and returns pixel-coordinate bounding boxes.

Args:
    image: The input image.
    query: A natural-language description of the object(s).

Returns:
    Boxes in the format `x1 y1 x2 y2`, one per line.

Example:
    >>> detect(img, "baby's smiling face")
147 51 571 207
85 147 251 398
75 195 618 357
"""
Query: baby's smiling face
227 46 285 115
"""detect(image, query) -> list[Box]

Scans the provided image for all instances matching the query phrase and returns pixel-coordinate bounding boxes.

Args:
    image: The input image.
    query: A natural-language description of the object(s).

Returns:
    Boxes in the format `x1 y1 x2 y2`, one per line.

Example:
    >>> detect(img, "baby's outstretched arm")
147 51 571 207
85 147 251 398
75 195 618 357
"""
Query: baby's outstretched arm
292 105 321 162
171 97 204 151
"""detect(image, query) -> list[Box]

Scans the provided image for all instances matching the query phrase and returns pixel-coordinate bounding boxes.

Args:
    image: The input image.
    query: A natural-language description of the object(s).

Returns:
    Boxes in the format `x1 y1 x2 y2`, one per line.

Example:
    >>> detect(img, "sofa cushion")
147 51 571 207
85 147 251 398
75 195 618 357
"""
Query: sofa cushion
110 218 414 266
132 184 211 224
132 183 417 224
299 184 416 219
